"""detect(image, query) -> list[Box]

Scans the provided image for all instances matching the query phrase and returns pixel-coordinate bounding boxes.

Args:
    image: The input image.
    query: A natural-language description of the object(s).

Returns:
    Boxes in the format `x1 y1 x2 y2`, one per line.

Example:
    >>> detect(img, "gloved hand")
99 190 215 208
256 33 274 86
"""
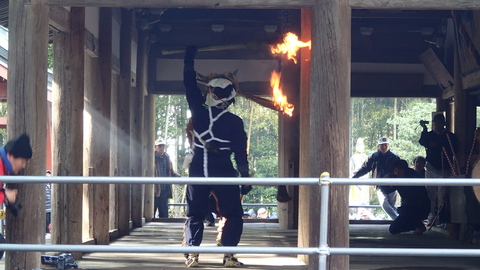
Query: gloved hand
184 45 198 65
241 185 252 195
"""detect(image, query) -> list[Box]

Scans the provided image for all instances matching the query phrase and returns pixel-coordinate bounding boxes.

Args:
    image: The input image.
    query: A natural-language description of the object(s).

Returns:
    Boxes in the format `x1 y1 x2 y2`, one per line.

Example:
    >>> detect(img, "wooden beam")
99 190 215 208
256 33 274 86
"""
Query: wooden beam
45 0 315 8
131 26 147 228
116 9 133 237
351 73 433 97
462 69 480 92
419 48 455 99
49 6 70 32
349 0 480 10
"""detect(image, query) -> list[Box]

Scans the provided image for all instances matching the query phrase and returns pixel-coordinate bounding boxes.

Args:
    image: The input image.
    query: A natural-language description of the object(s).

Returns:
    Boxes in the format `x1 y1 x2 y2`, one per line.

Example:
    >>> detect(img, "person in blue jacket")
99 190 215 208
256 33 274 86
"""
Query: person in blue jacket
182 46 249 268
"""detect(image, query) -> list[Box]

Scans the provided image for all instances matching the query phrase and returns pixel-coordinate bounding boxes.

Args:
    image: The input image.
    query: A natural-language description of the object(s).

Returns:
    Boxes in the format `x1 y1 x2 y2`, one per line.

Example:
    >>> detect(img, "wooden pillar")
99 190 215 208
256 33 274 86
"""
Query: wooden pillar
131 25 146 228
278 57 300 230
298 7 312 264
83 7 112 245
304 1 351 269
51 7 85 259
117 9 133 236
6 0 48 268
143 94 155 222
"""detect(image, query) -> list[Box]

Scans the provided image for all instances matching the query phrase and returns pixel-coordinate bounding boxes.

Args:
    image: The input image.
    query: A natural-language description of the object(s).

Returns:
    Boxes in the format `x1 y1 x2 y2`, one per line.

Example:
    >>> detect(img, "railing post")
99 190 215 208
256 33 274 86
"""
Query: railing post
319 172 331 270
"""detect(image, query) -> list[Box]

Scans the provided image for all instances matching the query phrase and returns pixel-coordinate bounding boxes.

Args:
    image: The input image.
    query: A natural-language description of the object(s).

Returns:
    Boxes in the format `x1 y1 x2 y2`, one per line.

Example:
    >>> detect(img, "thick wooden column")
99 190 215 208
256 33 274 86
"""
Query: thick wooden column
131 26 146 228
143 94 155 222
84 7 112 245
306 1 351 269
117 9 133 236
278 57 300 230
6 0 48 268
51 7 85 259
298 7 312 264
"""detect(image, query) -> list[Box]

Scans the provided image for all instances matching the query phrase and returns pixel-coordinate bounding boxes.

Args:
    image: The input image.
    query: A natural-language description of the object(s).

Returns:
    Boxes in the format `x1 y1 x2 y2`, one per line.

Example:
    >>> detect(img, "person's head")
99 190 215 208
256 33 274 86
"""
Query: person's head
377 137 390 154
204 77 236 109
393 159 409 177
154 139 166 155
413 156 426 172
4 133 33 174
46 170 52 176
432 113 446 133
257 208 268 219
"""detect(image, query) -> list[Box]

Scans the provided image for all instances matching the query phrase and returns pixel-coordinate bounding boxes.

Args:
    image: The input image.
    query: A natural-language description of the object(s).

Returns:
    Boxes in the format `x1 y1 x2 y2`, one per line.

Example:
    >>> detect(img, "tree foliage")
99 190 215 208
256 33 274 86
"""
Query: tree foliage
351 98 437 164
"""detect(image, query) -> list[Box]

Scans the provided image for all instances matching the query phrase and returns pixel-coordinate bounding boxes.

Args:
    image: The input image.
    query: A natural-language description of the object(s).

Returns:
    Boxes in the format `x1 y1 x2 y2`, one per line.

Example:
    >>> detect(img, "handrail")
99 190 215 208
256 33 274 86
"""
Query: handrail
0 175 479 270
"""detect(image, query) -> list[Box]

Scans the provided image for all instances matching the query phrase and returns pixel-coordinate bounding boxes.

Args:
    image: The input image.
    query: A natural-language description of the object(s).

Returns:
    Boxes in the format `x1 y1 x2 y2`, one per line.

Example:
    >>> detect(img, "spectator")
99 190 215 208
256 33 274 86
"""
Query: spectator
46 170 52 234
383 159 430 235
257 208 269 219
419 113 459 225
154 139 180 218
352 137 400 220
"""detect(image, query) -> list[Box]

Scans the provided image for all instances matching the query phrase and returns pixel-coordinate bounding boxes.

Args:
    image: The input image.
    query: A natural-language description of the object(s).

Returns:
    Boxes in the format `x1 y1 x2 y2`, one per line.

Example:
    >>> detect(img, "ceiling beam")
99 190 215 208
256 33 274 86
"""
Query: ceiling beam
49 6 70 32
45 0 480 9
349 0 480 10
44 0 315 8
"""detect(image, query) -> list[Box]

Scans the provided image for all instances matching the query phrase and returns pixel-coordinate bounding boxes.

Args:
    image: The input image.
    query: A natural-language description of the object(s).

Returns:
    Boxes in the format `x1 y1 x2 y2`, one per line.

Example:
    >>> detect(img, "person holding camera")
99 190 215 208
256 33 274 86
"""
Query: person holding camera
419 113 458 225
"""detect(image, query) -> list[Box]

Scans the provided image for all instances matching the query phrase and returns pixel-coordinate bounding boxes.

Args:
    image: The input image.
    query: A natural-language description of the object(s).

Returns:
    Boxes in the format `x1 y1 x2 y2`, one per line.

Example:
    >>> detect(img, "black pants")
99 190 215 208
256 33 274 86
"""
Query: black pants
184 184 243 247
389 205 429 234
154 194 170 218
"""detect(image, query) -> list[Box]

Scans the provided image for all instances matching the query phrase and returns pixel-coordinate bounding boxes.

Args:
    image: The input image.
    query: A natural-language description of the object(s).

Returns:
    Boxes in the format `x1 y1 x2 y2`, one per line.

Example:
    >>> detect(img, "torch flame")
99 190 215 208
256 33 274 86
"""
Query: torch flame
270 71 294 117
270 32 311 64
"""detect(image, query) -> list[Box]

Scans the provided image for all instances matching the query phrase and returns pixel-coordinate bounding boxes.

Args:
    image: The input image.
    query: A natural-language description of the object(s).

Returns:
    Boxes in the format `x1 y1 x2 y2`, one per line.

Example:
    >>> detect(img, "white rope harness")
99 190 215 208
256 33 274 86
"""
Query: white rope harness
193 106 231 177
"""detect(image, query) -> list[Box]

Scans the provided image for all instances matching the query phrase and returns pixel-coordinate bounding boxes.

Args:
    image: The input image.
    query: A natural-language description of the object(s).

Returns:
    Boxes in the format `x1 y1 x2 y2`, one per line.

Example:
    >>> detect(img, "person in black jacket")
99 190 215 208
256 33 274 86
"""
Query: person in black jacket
383 159 430 234
182 46 249 268
352 137 400 220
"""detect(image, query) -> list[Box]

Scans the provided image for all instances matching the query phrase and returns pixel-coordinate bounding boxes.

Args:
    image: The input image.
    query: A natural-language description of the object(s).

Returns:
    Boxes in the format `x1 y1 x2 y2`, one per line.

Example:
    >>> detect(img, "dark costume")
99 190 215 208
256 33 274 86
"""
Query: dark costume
382 168 430 234
183 47 249 250
154 151 178 218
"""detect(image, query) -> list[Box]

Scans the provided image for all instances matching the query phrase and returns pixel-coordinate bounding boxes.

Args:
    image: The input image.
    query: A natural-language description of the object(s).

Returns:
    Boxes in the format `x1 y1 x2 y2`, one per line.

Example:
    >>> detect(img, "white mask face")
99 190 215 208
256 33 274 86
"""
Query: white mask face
204 89 236 108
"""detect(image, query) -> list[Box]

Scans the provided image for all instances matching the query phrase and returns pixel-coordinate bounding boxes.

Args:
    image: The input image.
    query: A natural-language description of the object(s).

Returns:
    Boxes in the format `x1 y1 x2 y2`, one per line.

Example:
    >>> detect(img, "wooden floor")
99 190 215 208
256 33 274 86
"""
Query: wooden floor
1 222 480 269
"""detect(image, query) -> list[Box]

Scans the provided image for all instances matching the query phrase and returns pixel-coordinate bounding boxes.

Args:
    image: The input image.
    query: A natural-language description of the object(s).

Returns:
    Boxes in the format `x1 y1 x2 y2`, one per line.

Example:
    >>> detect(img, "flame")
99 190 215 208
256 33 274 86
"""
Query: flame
270 71 294 117
270 32 311 64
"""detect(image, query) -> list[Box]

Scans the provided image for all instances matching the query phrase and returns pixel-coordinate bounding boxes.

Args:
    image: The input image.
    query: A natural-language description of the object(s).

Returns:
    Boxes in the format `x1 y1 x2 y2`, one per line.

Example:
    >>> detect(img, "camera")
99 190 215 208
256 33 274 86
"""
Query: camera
419 120 429 126
41 253 78 269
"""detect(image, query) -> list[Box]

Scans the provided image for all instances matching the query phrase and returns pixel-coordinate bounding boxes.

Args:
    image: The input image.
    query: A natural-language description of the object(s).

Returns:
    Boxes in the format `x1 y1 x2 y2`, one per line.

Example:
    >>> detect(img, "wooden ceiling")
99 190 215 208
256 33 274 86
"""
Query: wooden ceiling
0 4 453 97
147 8 451 96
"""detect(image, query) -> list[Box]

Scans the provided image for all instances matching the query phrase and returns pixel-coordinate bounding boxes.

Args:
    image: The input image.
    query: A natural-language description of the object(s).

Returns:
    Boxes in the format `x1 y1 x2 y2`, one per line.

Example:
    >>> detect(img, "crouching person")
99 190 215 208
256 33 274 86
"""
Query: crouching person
383 159 430 235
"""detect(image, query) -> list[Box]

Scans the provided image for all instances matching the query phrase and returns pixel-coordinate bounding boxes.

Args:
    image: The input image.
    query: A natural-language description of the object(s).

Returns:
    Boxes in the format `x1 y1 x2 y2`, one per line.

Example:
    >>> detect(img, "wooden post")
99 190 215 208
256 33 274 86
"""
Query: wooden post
117 9 134 236
278 56 300 230
131 26 147 228
6 0 48 268
307 1 351 269
143 94 155 221
83 7 112 245
298 7 312 264
51 7 85 259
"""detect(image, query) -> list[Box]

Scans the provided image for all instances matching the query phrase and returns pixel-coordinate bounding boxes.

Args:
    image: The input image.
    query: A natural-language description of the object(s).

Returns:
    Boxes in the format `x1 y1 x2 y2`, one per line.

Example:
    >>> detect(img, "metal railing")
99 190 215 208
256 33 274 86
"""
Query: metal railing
0 175 480 269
